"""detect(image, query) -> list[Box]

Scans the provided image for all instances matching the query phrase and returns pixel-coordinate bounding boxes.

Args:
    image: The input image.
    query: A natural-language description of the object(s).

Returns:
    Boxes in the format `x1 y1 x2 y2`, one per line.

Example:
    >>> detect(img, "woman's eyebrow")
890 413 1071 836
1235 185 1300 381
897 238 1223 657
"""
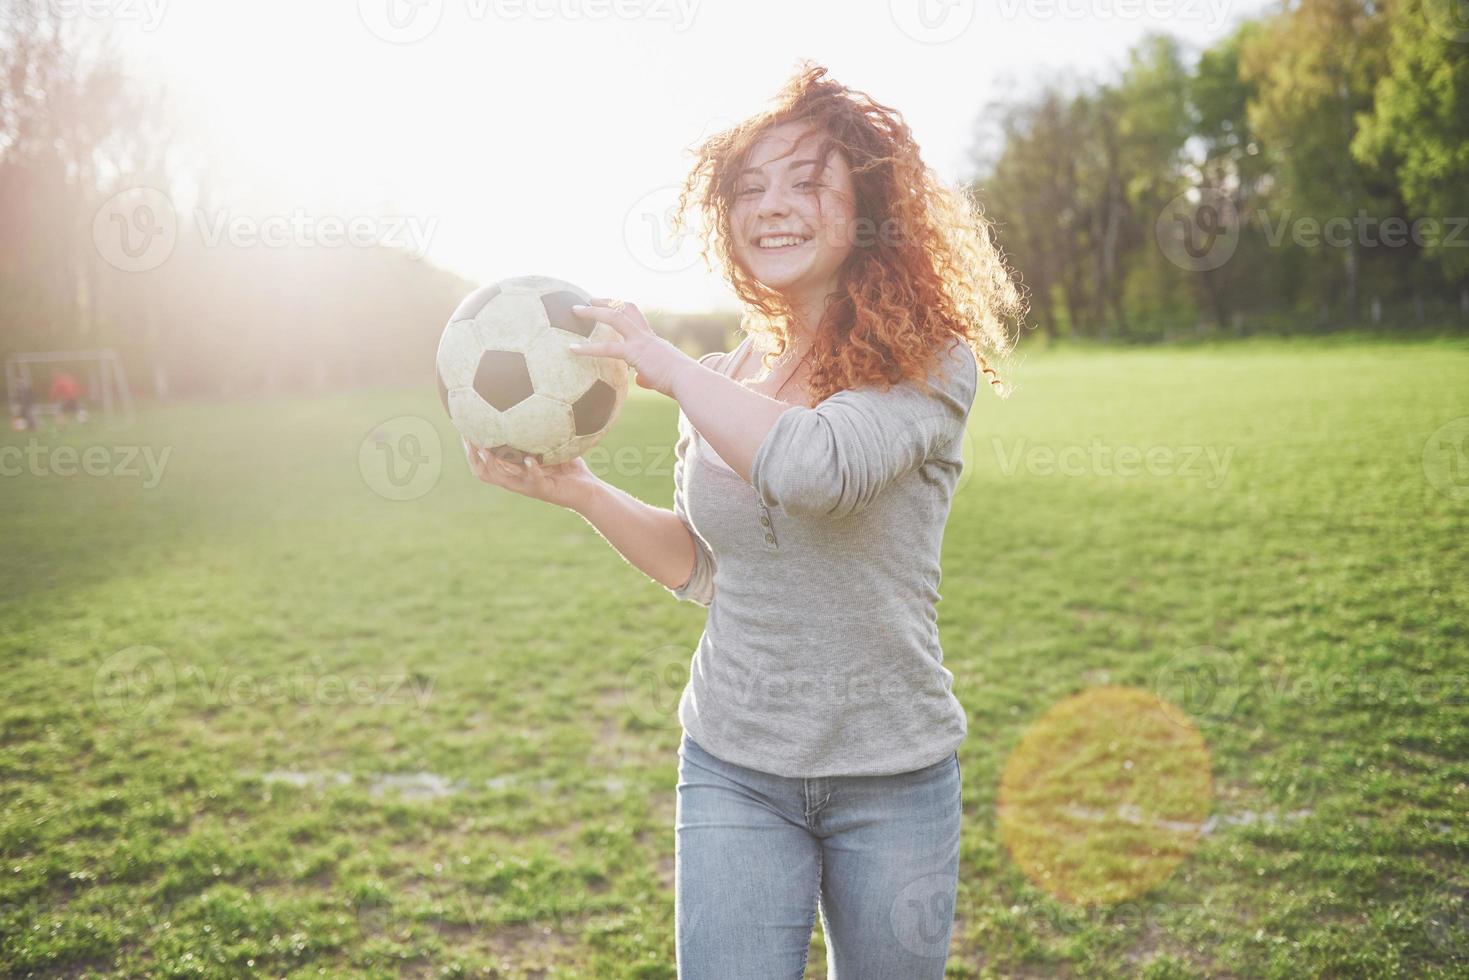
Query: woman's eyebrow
739 158 823 177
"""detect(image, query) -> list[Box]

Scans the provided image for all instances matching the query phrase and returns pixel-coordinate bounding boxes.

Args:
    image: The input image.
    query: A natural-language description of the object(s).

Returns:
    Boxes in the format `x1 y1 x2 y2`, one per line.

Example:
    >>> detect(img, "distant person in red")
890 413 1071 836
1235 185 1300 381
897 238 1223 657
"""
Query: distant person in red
48 371 85 426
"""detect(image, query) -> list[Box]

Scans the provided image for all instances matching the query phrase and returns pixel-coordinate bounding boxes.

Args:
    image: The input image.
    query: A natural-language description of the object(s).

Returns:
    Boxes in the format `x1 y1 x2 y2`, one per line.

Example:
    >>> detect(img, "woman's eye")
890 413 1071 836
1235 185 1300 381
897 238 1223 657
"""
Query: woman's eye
737 186 763 196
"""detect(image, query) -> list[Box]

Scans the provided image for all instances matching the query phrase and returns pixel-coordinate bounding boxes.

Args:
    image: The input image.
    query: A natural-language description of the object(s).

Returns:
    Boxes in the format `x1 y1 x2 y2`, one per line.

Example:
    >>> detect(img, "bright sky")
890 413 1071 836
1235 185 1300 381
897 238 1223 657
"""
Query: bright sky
112 0 1272 313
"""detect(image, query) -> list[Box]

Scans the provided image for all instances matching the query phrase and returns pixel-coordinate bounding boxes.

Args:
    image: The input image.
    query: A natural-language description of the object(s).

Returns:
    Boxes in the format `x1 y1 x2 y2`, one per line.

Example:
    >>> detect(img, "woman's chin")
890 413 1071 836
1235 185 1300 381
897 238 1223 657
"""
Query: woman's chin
745 262 813 294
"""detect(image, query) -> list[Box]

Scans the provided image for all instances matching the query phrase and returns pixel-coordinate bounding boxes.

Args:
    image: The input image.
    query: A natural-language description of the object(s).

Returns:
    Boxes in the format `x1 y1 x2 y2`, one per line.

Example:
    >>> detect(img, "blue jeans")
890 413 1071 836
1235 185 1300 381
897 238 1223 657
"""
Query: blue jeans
675 730 963 979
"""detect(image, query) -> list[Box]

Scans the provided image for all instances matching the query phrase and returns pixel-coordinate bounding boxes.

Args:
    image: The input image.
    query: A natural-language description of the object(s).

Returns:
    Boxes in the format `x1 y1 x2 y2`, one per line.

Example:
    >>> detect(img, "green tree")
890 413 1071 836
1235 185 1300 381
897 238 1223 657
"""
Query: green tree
1239 0 1392 322
1353 0 1469 281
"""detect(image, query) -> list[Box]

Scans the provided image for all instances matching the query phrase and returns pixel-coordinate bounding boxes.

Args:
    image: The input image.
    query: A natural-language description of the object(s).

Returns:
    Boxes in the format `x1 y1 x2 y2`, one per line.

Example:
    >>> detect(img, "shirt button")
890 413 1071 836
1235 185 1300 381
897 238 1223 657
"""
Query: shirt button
759 515 770 526
765 532 776 543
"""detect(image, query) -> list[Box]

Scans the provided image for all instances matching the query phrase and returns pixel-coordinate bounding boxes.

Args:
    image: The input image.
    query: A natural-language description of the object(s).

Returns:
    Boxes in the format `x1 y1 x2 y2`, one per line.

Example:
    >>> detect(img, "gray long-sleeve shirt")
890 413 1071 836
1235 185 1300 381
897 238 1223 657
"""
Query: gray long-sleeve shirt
667 334 977 777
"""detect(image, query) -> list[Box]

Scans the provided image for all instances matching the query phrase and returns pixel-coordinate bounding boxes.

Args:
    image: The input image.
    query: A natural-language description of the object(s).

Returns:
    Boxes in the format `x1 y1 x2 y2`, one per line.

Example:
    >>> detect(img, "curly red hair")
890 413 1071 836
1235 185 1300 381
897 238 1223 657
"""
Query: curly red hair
677 62 1024 402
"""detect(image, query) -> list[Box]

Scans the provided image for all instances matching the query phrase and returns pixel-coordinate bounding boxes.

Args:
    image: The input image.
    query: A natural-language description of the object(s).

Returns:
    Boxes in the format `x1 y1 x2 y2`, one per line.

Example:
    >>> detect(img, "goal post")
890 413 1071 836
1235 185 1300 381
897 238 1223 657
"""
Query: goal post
5 349 135 428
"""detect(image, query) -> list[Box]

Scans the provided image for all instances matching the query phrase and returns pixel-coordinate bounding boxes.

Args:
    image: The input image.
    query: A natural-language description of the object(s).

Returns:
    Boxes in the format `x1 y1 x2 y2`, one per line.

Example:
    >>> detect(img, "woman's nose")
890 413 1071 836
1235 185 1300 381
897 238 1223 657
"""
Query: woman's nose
756 185 791 219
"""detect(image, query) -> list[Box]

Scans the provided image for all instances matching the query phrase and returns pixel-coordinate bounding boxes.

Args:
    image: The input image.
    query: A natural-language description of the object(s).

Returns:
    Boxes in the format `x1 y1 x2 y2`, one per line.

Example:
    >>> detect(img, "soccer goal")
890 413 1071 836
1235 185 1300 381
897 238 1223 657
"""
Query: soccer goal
5 349 135 428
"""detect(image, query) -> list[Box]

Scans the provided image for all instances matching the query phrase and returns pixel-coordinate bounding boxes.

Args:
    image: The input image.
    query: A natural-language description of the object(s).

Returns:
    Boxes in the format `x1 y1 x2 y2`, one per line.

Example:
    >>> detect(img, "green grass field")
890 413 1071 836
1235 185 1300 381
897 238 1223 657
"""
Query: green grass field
2 338 1466 978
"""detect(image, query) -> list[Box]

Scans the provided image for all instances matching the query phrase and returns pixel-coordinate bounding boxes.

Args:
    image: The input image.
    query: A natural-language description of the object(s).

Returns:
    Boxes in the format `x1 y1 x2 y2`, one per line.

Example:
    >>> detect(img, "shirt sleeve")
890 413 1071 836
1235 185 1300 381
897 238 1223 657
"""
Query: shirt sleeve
748 337 978 519
667 353 723 606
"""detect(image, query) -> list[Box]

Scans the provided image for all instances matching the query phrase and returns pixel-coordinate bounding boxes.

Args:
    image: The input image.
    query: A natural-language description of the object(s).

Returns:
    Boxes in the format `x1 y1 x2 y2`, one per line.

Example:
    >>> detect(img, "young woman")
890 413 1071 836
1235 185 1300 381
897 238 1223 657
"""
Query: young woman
463 63 1021 978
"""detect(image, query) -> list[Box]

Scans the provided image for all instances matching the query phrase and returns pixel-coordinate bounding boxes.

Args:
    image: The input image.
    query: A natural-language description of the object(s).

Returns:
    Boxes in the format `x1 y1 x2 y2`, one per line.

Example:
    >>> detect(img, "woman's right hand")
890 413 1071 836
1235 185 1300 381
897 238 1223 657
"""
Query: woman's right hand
462 437 601 511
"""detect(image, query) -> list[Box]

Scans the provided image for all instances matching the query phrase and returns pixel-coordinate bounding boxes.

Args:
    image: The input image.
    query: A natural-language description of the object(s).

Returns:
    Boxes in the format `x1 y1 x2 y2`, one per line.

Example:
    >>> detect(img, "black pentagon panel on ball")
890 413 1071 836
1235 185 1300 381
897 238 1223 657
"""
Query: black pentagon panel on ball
573 379 617 436
542 290 594 338
474 350 534 411
449 283 501 323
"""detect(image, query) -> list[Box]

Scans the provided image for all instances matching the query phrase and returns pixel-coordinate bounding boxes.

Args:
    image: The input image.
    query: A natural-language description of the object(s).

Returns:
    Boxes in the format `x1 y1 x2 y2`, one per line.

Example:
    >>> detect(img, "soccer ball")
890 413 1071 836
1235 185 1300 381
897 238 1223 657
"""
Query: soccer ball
436 275 629 465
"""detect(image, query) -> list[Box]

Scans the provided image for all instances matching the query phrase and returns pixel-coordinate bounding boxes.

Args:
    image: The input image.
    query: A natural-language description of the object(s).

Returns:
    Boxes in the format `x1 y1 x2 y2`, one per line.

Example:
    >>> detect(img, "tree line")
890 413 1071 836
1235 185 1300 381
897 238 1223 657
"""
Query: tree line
971 0 1469 340
4 1 1466 406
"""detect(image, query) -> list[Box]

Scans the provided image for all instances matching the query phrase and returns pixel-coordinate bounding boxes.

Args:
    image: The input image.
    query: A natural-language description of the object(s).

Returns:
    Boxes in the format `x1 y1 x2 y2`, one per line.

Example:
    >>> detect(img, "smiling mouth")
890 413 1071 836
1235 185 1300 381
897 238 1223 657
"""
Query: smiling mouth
755 233 813 251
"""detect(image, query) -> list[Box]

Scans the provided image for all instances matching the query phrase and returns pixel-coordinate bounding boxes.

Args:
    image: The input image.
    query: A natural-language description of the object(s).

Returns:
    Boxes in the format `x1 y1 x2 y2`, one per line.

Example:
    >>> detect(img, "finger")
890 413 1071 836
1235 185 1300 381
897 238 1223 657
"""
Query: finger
570 302 637 336
586 297 642 316
567 340 624 358
466 443 506 485
487 449 526 476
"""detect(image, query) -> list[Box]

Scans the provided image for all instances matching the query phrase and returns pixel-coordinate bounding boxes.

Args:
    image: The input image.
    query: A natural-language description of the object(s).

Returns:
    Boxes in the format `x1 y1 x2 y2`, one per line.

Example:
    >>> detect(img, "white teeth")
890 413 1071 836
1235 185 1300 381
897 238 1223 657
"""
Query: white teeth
758 234 808 249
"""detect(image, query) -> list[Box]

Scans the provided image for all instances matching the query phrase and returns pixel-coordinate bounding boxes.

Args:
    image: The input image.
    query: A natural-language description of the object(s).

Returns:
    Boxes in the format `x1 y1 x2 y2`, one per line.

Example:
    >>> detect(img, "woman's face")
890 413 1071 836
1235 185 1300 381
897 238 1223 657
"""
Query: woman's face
729 121 858 307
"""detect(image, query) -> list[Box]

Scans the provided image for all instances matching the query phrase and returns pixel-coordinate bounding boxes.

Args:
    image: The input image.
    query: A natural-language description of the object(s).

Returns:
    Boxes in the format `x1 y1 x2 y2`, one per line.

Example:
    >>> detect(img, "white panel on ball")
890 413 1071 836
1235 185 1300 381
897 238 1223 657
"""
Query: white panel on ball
435 275 630 464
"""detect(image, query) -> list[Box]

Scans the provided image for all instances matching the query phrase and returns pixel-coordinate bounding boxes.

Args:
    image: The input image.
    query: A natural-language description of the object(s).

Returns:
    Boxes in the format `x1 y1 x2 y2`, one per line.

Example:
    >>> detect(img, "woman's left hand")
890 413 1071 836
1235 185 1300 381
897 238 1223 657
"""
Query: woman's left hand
568 298 695 399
